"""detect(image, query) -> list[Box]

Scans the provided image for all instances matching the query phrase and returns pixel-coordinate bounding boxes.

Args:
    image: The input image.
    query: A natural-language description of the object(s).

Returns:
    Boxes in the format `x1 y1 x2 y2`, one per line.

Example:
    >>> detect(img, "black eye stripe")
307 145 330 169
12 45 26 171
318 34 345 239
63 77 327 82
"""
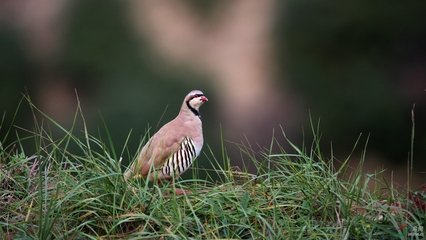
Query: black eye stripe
189 94 204 100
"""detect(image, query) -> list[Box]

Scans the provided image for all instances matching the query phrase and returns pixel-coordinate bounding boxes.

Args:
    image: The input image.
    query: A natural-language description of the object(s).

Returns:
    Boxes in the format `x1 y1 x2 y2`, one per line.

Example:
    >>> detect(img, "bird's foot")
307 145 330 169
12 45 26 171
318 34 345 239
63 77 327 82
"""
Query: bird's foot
174 188 192 195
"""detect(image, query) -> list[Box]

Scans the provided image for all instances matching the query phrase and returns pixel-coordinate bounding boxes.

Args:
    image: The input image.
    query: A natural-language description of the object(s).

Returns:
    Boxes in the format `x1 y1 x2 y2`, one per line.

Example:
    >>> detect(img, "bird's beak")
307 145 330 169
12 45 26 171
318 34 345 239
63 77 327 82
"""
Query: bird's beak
201 96 208 102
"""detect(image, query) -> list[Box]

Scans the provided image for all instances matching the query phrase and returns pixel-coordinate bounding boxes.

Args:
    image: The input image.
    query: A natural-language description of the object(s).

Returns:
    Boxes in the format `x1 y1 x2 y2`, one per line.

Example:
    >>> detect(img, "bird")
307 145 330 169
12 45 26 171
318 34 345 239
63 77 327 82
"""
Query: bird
124 90 208 191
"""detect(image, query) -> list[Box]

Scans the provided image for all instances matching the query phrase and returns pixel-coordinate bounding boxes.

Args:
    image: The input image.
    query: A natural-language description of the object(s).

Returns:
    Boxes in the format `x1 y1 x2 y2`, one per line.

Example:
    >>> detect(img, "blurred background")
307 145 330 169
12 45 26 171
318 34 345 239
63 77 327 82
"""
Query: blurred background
0 0 425 187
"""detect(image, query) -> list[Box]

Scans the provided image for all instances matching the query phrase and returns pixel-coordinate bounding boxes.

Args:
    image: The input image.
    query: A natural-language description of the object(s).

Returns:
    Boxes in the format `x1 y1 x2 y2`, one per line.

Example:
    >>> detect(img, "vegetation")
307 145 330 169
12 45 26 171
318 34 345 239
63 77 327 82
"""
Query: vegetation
1 99 425 239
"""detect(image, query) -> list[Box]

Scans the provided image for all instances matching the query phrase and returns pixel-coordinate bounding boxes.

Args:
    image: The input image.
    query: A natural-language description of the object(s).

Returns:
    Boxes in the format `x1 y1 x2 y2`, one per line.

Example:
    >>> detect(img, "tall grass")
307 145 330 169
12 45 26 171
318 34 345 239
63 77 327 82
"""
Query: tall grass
0 98 424 239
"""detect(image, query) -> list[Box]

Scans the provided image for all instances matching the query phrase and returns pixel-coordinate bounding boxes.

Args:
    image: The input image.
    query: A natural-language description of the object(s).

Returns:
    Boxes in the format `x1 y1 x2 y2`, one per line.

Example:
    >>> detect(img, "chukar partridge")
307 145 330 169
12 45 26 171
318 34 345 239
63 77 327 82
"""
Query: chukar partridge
124 90 208 182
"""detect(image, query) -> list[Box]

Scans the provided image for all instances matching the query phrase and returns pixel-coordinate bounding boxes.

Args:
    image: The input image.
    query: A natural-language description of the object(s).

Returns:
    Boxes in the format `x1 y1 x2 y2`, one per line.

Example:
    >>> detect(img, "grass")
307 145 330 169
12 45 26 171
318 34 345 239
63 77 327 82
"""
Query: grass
0 98 425 239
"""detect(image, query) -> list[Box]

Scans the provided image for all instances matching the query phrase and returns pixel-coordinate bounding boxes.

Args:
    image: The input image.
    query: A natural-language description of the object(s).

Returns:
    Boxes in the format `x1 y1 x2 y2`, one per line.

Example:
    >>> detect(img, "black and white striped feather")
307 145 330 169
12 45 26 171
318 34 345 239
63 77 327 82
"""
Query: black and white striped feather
161 137 197 177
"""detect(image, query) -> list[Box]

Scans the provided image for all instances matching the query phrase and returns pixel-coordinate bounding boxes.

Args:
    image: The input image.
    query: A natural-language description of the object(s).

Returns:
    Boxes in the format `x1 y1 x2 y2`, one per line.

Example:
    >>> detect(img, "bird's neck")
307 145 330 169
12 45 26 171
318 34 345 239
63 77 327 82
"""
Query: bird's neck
185 100 201 119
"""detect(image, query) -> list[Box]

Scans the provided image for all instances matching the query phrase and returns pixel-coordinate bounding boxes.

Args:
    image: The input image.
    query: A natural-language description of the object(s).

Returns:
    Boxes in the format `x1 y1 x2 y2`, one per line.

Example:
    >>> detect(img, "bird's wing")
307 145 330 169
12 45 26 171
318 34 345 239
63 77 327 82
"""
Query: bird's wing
138 122 185 178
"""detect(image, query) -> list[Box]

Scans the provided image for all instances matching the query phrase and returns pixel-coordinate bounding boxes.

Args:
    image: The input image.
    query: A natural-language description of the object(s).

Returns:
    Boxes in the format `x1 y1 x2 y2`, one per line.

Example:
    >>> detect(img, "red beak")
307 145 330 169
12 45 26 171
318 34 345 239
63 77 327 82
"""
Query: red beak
201 96 208 102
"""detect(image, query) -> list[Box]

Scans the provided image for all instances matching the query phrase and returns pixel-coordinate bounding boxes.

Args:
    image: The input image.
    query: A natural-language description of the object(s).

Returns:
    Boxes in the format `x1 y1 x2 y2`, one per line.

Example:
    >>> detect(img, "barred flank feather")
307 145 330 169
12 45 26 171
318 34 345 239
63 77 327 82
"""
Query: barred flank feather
162 137 197 177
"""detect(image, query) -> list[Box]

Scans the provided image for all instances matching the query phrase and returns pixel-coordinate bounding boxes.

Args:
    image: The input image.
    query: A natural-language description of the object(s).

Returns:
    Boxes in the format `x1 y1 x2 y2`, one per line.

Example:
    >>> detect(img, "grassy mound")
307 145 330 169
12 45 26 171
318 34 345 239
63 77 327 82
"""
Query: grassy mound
0 100 424 239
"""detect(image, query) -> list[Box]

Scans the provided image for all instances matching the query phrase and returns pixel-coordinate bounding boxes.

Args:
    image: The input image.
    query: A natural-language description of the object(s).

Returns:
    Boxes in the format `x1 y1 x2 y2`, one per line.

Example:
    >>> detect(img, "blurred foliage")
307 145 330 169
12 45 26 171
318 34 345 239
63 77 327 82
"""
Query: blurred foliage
279 0 426 163
0 28 32 121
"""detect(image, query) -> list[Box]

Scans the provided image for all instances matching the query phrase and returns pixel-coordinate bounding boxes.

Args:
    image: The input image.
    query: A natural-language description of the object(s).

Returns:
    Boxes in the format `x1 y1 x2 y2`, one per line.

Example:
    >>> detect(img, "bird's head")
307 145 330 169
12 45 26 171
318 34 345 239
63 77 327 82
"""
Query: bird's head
184 90 208 115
